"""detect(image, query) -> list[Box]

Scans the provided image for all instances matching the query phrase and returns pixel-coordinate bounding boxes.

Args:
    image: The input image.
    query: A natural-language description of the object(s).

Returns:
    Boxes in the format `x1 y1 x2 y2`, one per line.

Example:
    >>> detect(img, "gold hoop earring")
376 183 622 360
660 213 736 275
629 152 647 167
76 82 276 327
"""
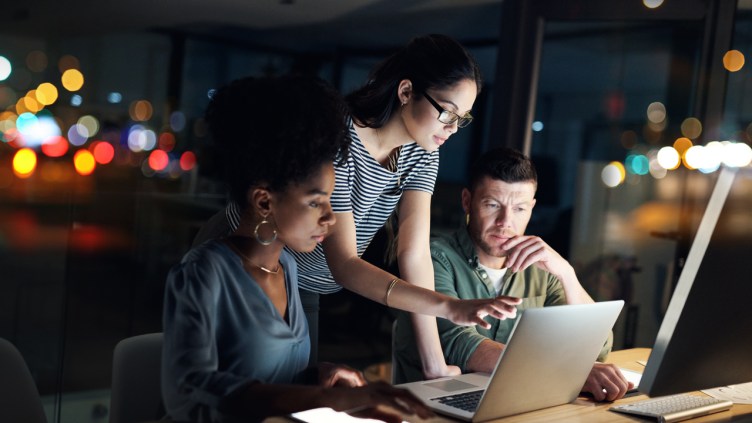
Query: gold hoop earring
466 213 470 226
254 218 278 246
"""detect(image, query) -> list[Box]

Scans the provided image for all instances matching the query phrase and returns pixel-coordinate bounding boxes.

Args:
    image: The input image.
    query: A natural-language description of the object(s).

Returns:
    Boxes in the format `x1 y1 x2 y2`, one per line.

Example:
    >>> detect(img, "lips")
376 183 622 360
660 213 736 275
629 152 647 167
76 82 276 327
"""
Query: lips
434 136 447 146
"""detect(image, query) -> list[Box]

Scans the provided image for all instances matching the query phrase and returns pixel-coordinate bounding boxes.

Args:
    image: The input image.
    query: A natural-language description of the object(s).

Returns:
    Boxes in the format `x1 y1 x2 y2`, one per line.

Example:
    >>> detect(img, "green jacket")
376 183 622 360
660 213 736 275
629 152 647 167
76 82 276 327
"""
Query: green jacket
393 225 612 384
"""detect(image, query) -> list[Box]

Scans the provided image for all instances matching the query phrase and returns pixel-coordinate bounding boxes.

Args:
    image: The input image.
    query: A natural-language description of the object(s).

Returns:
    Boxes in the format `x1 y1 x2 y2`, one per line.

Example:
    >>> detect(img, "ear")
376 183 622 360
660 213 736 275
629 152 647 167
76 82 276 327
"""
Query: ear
530 198 537 210
461 188 472 214
397 79 413 105
248 187 272 217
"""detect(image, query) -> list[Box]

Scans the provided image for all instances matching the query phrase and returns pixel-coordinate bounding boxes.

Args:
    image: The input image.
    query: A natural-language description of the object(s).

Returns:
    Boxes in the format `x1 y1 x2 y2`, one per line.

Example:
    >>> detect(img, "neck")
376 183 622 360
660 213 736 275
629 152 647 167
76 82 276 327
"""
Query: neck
476 249 508 270
357 119 411 163
228 234 283 271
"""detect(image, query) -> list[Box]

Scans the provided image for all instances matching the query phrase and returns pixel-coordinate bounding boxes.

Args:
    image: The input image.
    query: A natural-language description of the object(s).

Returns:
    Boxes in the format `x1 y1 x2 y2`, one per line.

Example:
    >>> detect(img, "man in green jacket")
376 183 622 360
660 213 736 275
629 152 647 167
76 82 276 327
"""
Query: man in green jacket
394 147 632 402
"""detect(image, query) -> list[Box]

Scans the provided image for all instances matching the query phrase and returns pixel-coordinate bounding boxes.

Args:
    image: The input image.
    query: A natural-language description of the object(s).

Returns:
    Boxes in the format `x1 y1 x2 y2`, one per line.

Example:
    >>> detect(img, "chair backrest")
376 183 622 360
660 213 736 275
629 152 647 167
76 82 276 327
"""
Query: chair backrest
110 333 164 423
0 338 48 423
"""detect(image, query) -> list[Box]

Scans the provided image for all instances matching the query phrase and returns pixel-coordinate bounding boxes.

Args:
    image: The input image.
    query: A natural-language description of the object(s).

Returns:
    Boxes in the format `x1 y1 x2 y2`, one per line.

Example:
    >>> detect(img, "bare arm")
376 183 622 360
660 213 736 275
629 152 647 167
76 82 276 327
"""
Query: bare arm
466 339 505 374
396 190 460 379
322 210 519 326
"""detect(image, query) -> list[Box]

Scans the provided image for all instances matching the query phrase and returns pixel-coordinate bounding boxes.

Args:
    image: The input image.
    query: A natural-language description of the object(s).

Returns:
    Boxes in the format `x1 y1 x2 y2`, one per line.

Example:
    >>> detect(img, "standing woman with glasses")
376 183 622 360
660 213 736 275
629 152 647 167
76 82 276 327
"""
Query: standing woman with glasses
208 34 521 380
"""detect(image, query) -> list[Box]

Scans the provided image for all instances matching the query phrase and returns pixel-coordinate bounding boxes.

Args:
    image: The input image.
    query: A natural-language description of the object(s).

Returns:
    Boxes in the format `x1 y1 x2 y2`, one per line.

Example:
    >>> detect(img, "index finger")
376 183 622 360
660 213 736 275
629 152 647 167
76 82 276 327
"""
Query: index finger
495 295 522 305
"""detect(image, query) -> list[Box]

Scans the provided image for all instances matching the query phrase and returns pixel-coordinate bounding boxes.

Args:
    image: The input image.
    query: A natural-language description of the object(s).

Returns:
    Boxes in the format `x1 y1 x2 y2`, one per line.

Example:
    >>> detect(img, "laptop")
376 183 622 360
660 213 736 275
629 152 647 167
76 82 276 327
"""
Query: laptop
397 300 624 422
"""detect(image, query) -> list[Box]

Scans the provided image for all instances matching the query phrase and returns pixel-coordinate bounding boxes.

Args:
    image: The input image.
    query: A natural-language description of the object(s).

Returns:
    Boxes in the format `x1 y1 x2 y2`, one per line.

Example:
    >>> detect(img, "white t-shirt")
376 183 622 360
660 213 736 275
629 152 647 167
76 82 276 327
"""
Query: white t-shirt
479 264 508 295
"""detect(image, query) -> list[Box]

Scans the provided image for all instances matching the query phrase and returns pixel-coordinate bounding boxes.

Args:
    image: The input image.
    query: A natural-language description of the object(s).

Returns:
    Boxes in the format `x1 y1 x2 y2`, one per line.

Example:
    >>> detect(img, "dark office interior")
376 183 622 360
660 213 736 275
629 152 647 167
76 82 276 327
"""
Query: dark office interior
2 0 752 421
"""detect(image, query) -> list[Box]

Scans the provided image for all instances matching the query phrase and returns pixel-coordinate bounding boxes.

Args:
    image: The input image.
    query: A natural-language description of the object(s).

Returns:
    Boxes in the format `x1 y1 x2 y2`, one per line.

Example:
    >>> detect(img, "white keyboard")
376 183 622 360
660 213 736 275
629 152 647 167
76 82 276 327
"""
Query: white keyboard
610 394 733 422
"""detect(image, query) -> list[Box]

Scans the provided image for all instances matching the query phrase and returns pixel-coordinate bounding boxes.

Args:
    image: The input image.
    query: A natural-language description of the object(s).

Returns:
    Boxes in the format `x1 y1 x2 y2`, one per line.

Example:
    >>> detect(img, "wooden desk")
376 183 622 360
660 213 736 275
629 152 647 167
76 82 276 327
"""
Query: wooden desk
268 349 752 422
429 348 752 422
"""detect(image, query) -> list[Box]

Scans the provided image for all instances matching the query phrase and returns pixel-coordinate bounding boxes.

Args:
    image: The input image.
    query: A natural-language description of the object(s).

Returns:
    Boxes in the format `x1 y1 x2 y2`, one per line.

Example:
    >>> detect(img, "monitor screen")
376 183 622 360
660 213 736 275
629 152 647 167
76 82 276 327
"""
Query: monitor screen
640 166 752 397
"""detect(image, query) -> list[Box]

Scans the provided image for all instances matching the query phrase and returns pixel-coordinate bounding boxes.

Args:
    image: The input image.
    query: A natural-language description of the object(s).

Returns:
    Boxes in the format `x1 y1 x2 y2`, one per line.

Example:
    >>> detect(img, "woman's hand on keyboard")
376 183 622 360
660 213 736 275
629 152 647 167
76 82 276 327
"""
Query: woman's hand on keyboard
317 362 367 387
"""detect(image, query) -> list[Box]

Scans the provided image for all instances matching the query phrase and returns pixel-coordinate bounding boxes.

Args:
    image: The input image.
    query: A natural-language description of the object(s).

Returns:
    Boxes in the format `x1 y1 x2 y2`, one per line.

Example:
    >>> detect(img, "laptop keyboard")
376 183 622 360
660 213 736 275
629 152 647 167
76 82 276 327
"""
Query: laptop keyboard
432 389 484 412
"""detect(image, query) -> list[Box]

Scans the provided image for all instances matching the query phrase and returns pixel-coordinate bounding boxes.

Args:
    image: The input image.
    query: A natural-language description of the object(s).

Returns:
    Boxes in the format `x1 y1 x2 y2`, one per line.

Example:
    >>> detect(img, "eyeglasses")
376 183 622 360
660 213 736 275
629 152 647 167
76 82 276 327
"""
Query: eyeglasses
422 92 473 128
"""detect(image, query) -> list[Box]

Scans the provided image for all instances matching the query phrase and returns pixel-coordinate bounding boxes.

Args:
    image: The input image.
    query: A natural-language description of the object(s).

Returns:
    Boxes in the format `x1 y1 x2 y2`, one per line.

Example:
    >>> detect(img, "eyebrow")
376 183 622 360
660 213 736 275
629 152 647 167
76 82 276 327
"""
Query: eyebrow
306 188 329 196
437 97 471 115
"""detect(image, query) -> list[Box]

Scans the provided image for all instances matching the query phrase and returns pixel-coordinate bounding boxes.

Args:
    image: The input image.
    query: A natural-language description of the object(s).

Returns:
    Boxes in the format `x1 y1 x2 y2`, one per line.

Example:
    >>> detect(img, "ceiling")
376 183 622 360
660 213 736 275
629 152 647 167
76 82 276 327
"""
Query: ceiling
2 0 504 51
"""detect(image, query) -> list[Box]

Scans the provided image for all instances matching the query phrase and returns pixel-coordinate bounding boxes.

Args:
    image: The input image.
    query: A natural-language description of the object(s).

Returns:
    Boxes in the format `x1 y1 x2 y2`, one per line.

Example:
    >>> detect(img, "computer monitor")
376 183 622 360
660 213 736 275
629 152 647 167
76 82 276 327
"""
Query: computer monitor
640 166 752 397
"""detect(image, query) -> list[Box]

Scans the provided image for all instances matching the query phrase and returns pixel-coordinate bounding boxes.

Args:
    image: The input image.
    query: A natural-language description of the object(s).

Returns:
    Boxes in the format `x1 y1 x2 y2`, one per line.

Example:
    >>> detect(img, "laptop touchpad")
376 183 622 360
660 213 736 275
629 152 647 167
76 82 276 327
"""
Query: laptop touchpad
423 379 479 392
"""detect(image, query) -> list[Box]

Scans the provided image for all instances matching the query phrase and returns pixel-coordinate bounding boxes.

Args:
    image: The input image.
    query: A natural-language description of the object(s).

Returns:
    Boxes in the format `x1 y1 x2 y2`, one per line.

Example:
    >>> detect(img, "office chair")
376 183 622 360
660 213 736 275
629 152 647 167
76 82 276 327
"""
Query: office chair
110 333 164 423
0 337 48 423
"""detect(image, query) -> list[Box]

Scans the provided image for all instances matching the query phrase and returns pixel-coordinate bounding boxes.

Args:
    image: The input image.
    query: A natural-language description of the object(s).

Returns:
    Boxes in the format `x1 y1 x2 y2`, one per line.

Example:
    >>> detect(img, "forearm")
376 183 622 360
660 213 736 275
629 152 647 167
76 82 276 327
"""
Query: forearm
401 249 451 377
328 255 454 318
465 340 504 374
557 266 594 304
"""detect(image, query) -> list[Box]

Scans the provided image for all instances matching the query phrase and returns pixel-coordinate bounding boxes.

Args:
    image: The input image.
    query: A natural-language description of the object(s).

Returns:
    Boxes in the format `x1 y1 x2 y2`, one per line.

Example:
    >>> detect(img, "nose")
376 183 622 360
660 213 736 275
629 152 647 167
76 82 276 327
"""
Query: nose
321 203 336 226
495 209 512 228
446 120 459 134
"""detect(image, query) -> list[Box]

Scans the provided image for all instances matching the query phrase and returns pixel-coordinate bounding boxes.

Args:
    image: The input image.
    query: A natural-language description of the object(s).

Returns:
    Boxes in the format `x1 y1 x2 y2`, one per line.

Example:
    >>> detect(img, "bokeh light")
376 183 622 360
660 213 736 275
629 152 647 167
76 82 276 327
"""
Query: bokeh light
26 51 48 73
107 92 122 104
4 128 23 147
148 150 169 171
723 50 745 72
0 86 18 108
73 149 96 175
58 55 80 72
673 137 693 156
170 111 186 132
35 82 59 105
680 117 702 139
532 121 544 132
0 56 12 81
127 125 157 152
643 0 664 8
601 161 626 188
129 100 153 121
699 142 723 173
657 146 681 170
625 154 649 175
158 132 176 152
71 94 83 106
61 69 84 91
13 148 37 178
646 102 666 123
23 92 42 113
722 142 752 167
41 135 69 158
78 115 100 138
683 145 703 169
17 113 61 148
180 151 196 171
649 152 668 179
92 141 115 164
0 111 17 134
68 124 89 146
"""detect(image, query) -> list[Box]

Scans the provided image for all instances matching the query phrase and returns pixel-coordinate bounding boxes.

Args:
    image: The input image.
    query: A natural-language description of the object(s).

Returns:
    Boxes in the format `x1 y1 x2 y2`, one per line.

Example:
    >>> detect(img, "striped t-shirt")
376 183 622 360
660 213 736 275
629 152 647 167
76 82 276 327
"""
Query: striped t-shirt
227 120 439 294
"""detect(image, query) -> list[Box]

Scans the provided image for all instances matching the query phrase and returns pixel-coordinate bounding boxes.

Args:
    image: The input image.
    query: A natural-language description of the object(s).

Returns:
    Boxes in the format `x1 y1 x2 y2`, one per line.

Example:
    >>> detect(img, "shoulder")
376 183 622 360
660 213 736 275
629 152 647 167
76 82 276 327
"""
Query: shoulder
401 143 439 164
175 240 235 275
430 232 461 267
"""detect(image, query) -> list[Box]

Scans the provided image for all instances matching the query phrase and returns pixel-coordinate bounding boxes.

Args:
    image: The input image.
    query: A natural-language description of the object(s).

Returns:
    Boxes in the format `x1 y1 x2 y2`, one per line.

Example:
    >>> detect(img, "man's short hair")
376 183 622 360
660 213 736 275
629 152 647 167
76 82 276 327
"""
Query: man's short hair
468 147 537 192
